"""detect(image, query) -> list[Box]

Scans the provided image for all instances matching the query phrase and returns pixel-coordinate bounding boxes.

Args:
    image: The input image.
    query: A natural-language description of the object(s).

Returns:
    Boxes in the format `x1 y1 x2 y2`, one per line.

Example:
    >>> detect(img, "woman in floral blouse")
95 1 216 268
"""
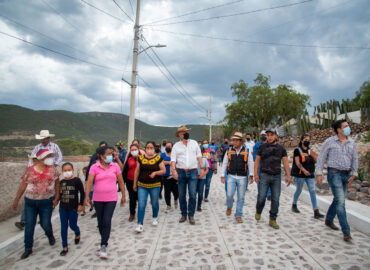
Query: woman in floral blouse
12 149 60 260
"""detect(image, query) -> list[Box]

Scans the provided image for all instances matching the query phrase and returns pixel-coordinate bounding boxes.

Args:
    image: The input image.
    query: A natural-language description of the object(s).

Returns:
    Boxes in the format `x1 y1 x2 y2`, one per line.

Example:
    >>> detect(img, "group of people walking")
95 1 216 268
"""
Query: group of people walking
11 118 358 260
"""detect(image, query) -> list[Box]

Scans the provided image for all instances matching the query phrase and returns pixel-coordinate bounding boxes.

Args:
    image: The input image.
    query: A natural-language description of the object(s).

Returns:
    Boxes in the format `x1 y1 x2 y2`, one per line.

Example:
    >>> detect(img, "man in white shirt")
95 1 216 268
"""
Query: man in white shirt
171 126 204 225
244 133 255 154
221 132 254 223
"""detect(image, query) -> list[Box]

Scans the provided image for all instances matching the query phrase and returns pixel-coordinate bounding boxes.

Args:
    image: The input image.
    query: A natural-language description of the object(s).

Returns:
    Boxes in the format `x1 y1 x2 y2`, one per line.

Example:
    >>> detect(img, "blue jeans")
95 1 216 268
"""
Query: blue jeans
226 175 248 218
24 197 54 250
204 169 214 199
21 209 25 223
326 169 351 233
59 208 80 248
137 186 160 225
177 169 198 217
256 173 281 220
94 201 116 246
293 177 318 209
197 178 206 207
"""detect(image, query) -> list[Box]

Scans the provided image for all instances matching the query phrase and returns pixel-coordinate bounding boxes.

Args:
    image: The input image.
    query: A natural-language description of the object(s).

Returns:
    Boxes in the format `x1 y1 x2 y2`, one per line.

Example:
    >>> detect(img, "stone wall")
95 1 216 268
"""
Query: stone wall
0 161 88 222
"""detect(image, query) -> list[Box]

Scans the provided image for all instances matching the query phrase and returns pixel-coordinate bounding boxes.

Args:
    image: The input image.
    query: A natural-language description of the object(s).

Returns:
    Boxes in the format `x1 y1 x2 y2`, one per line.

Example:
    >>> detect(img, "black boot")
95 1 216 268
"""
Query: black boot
314 209 324 219
48 234 55 246
291 204 300 213
21 249 32 259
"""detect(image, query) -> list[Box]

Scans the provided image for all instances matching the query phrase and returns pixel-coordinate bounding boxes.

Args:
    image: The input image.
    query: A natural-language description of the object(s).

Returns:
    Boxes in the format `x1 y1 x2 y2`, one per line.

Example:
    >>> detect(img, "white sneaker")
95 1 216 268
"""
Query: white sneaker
152 218 159 226
99 245 107 259
165 206 171 213
135 224 143 233
97 245 101 251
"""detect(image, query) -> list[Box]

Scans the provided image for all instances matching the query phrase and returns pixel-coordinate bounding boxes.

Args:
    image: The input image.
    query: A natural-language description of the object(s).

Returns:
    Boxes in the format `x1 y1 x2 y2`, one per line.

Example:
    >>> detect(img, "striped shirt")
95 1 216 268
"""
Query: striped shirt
315 135 358 177
28 142 63 167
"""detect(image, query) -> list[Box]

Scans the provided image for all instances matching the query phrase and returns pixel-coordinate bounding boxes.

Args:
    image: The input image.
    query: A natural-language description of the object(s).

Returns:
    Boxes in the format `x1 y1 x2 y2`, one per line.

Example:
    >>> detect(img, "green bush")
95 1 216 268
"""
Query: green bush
56 138 94 156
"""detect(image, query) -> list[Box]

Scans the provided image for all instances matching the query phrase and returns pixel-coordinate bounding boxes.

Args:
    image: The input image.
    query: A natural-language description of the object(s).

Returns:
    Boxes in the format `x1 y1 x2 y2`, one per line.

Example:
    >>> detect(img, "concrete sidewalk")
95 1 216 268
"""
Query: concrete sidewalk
0 174 369 269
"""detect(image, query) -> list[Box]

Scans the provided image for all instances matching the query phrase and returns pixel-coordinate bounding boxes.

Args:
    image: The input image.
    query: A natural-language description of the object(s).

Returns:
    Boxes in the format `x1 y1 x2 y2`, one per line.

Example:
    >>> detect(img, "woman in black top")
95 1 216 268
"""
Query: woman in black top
291 134 324 219
58 162 85 256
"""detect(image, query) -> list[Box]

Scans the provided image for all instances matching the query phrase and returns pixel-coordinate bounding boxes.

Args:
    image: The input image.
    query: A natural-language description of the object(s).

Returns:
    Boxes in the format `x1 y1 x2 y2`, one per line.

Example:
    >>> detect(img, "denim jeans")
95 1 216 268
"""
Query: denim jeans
204 169 214 199
137 186 160 225
59 208 80 248
224 172 228 193
24 197 54 250
177 169 198 217
197 178 206 208
326 169 351 233
256 173 281 220
293 177 318 209
226 175 248 218
21 209 25 223
94 201 116 246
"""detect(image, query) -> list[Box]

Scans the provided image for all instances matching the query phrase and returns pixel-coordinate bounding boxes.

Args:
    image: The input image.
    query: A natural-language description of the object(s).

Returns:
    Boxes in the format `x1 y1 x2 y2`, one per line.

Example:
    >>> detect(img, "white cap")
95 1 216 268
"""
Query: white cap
260 130 267 135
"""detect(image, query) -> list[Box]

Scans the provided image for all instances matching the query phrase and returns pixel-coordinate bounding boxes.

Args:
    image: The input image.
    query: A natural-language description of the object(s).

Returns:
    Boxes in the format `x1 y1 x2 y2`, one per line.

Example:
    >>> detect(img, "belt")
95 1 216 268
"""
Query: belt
328 167 351 174
177 168 197 172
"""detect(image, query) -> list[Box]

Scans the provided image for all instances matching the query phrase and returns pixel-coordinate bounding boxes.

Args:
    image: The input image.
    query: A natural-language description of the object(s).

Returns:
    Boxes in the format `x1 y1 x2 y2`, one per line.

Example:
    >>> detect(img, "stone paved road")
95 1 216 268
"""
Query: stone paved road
1 174 369 270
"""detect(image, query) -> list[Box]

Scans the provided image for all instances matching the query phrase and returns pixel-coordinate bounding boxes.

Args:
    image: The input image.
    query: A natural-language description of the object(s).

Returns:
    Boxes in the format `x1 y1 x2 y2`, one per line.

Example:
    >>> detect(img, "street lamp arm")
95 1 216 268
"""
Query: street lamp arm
138 44 166 54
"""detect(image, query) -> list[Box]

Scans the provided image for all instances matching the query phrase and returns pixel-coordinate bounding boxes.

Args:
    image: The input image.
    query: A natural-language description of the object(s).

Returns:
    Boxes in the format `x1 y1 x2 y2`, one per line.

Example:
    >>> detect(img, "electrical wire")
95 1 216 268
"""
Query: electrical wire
112 0 134 22
145 0 313 26
79 0 131 23
146 28 370 50
0 30 124 71
128 0 135 16
143 0 245 25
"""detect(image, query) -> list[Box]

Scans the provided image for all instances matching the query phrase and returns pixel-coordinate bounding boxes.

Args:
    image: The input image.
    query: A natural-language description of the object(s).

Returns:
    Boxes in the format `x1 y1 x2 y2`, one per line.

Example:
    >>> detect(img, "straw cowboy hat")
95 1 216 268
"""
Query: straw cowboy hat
230 132 245 141
35 130 55 140
175 125 191 137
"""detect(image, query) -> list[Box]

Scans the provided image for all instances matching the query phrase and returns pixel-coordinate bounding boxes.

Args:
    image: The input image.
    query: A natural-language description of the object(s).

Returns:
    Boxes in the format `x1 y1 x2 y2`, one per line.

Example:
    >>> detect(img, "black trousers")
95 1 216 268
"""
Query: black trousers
125 180 138 215
94 201 116 246
163 176 179 206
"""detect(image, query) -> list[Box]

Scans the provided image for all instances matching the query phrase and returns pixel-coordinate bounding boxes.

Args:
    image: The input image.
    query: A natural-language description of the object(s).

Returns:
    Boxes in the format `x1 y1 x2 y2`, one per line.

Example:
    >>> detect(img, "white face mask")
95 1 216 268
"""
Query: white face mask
131 150 139 157
146 149 155 155
43 157 54 166
63 171 73 179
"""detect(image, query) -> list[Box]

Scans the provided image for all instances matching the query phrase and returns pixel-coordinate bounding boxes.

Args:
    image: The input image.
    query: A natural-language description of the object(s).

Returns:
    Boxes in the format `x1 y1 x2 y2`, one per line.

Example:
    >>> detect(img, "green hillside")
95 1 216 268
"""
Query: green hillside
0 104 207 154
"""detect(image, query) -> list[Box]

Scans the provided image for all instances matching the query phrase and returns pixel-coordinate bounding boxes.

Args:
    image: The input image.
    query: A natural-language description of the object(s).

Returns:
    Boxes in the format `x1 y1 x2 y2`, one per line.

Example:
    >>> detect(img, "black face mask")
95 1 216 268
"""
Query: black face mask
155 148 160 154
246 138 251 141
303 141 310 147
165 147 171 153
211 142 215 145
183 133 190 140
162 143 166 146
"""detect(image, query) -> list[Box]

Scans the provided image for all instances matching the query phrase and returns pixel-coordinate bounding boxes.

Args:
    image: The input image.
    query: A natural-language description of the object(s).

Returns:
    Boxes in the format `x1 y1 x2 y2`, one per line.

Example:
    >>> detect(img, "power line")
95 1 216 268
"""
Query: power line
146 28 370 50
145 0 313 26
112 0 134 22
0 30 124 72
79 0 131 23
142 36 208 112
143 0 245 25
128 0 135 16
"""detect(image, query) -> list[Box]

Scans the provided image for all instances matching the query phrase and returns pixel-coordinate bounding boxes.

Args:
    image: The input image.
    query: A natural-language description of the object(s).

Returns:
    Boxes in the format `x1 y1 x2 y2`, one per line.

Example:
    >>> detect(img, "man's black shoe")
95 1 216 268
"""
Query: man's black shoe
15 221 25 230
21 250 32 260
197 206 202 212
314 209 324 219
292 204 300 213
91 212 97 218
48 235 56 246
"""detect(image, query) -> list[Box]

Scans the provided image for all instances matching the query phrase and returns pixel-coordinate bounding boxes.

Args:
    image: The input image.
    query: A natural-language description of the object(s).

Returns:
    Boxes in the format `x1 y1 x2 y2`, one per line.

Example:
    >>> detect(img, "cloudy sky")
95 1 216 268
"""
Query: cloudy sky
0 0 369 127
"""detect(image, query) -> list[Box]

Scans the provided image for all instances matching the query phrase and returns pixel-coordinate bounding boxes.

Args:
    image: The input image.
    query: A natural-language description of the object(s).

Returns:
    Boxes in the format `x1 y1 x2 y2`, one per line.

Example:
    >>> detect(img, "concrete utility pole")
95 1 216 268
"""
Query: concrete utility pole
209 96 212 142
127 0 141 146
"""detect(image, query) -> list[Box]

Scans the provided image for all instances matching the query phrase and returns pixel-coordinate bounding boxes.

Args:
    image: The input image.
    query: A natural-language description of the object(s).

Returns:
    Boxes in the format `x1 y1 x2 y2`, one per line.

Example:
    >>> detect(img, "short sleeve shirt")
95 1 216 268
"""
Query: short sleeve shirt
197 158 209 179
22 165 60 200
257 143 287 175
89 161 121 202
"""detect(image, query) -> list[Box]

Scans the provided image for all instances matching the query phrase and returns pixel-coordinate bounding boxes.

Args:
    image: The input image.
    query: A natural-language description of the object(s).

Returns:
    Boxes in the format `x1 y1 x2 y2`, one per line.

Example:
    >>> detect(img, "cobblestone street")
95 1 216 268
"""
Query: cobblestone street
1 174 369 270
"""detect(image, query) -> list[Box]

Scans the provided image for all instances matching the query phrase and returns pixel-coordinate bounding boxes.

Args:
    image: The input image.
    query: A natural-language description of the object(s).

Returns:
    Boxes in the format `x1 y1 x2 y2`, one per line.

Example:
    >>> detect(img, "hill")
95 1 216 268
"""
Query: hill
0 104 207 156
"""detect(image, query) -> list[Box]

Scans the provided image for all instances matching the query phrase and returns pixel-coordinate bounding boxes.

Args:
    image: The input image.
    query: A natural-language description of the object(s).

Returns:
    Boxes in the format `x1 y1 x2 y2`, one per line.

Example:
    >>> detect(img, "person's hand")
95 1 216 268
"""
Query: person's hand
254 174 260 183
120 196 126 206
285 176 290 187
12 199 19 211
173 170 178 180
316 175 322 187
84 197 91 207
303 169 311 176
133 184 137 192
346 176 355 187
221 176 225 183
113 152 119 161
52 198 59 208
149 172 156 179
248 176 254 184
77 205 85 213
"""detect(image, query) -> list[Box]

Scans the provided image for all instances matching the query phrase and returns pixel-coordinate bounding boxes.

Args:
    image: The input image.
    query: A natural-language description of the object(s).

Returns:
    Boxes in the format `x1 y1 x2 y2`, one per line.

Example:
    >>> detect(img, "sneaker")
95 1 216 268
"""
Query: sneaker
189 216 195 225
292 204 300 213
235 217 243 223
48 235 56 246
99 245 107 259
204 198 209 202
97 245 101 251
269 219 279 229
197 206 202 212
174 200 178 209
60 248 68 256
226 208 232 216
75 236 80 245
255 213 261 221
165 206 171 213
15 221 25 230
21 249 32 260
128 214 135 222
135 224 143 233
314 209 324 219
152 218 159 226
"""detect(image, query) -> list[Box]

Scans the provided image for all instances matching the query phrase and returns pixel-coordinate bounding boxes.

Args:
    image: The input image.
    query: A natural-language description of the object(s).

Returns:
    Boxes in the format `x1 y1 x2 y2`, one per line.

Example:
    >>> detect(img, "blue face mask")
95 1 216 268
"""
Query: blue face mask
203 144 209 149
343 126 351 136
261 136 267 141
105 155 113 163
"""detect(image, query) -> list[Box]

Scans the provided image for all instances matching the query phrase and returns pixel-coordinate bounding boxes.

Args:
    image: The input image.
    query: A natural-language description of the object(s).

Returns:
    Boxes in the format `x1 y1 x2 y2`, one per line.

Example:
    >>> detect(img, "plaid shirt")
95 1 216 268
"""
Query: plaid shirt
315 135 358 177
28 142 63 167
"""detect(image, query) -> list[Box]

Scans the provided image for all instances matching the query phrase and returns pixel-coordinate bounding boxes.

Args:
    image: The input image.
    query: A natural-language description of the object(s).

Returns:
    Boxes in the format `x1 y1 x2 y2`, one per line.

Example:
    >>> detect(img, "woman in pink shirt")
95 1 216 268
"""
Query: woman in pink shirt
85 146 126 259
